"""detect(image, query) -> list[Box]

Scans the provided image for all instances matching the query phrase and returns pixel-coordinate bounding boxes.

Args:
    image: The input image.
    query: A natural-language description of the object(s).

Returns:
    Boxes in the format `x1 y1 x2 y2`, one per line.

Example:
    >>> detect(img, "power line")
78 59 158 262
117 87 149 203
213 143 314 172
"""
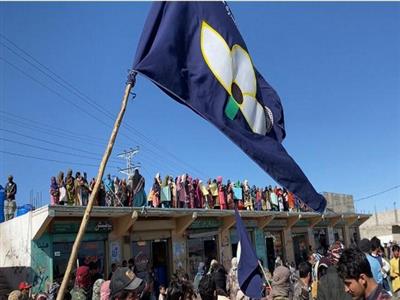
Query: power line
0 110 109 145
0 127 109 157
354 185 400 202
0 137 122 165
0 57 113 129
0 150 118 169
1 56 196 177
0 35 208 178
0 117 182 176
0 39 116 121
1 116 108 148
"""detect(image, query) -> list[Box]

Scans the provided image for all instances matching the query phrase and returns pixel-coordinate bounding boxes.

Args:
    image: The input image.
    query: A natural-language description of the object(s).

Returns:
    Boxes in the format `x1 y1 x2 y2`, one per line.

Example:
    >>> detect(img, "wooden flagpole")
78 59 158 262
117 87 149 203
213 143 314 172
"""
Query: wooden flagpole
258 260 272 290
56 73 136 299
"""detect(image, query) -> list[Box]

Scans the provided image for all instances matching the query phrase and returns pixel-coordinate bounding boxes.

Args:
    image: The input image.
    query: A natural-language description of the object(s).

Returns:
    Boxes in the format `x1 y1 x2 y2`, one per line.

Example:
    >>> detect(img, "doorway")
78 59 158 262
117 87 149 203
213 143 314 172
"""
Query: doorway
187 234 218 279
292 233 309 267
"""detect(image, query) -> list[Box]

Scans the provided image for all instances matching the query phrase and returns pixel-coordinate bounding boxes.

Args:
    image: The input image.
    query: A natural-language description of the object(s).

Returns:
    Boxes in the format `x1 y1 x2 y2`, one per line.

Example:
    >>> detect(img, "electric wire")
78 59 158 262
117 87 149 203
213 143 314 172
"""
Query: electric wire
0 111 109 145
0 35 208 178
354 185 400 202
0 150 118 169
0 120 181 176
0 137 122 165
1 55 197 177
1 121 182 176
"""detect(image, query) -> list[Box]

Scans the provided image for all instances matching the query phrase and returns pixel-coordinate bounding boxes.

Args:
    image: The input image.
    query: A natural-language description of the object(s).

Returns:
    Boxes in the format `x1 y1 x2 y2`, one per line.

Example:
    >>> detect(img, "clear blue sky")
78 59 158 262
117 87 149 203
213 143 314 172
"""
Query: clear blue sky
1 2 399 214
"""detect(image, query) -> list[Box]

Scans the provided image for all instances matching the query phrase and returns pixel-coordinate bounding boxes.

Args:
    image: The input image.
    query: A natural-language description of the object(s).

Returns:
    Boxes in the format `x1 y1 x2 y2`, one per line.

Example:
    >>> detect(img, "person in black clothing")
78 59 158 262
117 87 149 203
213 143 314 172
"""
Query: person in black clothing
109 263 117 280
89 261 103 283
210 260 227 296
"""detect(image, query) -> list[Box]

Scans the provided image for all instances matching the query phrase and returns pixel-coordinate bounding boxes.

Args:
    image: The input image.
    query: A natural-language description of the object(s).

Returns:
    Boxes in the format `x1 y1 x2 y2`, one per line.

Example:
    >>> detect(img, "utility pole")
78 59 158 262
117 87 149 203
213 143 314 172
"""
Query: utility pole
117 147 141 178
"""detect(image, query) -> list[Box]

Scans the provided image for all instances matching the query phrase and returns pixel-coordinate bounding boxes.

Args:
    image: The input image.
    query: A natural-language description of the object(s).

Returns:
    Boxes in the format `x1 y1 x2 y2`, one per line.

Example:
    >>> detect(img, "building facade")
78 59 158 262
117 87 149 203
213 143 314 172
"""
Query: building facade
323 192 355 214
0 206 369 294
360 208 400 243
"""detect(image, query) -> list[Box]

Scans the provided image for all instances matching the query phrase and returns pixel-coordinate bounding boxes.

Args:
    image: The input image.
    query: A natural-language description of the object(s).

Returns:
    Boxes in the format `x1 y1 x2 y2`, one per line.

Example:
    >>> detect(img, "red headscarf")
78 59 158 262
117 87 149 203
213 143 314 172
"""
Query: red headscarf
75 266 91 289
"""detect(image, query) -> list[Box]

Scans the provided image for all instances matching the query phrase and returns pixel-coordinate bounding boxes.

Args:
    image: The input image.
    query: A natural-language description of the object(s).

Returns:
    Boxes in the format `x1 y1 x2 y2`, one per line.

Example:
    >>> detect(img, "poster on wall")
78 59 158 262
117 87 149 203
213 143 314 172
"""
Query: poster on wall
110 241 121 264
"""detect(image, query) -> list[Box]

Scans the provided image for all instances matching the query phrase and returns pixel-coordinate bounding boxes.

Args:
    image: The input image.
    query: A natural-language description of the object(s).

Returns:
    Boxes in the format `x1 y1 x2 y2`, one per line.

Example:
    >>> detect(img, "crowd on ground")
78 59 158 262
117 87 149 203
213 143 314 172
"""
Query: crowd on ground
47 169 311 212
7 237 400 300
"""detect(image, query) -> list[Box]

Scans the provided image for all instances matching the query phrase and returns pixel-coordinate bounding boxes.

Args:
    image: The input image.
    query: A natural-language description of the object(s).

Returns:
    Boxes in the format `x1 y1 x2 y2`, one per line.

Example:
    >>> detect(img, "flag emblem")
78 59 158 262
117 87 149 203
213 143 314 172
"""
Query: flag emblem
201 21 273 135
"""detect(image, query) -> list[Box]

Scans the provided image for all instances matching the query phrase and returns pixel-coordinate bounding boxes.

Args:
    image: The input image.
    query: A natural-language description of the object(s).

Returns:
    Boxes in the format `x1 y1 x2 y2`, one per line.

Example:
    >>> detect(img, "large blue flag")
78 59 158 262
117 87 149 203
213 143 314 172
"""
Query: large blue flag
235 209 263 298
133 2 326 212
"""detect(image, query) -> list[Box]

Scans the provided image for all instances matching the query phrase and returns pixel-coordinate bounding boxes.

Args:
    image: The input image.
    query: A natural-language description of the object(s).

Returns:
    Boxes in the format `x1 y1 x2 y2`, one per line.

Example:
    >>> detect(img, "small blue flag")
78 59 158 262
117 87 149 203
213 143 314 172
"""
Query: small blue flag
132 2 326 212
235 209 263 299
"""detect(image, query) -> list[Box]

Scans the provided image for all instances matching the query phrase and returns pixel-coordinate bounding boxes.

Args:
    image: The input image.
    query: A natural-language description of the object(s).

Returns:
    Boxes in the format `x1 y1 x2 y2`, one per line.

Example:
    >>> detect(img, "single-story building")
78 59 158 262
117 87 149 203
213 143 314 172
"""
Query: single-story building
0 205 369 294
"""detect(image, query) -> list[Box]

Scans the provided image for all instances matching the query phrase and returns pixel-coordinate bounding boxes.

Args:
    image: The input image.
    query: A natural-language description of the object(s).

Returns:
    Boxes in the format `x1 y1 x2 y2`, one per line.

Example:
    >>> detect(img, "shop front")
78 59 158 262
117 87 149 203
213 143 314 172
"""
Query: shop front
50 220 111 280
53 240 106 280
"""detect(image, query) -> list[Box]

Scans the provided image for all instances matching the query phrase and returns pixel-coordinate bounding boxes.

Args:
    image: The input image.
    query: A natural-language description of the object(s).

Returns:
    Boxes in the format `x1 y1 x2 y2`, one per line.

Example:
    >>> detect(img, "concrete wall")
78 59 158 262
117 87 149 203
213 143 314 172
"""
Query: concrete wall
323 192 355 213
0 212 33 289
359 209 399 243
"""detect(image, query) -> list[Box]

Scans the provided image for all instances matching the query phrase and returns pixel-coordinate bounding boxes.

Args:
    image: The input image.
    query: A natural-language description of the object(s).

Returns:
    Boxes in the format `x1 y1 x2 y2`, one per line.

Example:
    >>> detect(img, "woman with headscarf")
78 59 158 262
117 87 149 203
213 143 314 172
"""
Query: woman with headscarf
209 179 219 209
80 173 90 206
89 178 99 206
169 176 177 208
150 174 161 208
113 177 122 206
92 278 105 300
49 176 59 205
178 174 188 208
275 186 284 212
65 169 75 206
70 266 92 300
74 172 82 206
57 171 66 205
226 180 234 210
100 280 110 300
193 179 202 209
242 180 253 211
255 187 262 211
270 186 278 211
287 191 295 212
175 176 181 207
217 176 227 210
199 180 209 209
251 185 258 211
104 174 114 206
120 178 128 206
160 175 171 208
187 176 195 209
233 180 244 210
130 169 146 207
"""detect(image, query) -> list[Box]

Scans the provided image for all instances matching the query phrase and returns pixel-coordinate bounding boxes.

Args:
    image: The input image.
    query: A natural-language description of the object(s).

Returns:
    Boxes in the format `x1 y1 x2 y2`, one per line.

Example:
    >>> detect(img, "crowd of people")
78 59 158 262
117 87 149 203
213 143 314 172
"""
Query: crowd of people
7 236 400 300
48 169 311 212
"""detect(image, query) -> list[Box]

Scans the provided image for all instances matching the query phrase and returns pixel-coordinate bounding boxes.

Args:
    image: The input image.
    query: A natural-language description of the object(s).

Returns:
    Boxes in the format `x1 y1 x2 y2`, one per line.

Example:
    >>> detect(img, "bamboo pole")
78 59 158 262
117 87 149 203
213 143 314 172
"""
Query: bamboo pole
56 79 134 299
258 260 272 290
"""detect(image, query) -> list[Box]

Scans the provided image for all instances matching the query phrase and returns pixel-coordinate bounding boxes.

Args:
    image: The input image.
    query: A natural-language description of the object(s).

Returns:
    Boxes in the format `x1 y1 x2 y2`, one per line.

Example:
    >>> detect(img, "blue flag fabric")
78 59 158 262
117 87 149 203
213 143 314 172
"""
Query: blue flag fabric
133 2 326 212
235 209 263 298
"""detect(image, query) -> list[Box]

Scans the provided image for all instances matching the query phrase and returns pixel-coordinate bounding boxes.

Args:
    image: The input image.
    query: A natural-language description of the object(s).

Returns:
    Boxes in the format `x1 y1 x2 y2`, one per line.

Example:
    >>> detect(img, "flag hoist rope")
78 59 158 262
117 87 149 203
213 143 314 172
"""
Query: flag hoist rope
56 71 137 300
